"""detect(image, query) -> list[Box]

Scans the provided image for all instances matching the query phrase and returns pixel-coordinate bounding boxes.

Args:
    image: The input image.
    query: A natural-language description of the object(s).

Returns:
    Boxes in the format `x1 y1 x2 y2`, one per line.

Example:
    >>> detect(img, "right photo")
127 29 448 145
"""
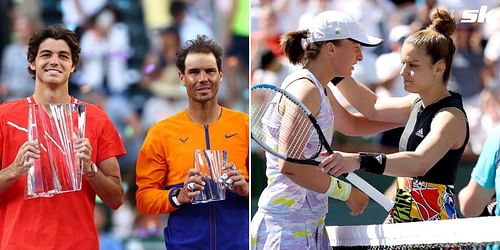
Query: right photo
249 0 500 249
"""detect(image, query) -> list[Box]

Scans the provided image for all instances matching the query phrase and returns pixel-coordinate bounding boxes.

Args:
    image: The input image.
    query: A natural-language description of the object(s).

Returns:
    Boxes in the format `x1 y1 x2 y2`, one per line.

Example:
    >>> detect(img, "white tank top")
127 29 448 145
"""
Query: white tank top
258 69 335 215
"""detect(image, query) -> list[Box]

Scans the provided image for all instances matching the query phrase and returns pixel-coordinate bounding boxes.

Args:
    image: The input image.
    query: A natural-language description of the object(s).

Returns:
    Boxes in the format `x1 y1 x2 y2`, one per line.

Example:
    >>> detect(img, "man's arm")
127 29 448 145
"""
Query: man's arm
458 180 495 217
459 127 500 217
136 124 179 214
85 157 124 209
76 136 124 209
0 142 39 193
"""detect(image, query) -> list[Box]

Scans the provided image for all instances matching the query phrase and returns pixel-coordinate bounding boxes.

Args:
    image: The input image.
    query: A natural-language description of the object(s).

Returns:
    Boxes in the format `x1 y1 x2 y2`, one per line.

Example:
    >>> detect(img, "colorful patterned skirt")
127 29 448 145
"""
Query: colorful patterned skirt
386 177 457 223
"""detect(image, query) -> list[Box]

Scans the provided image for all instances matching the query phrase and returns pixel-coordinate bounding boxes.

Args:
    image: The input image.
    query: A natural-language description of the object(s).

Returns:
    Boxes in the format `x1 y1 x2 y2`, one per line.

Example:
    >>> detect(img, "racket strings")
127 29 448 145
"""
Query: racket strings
282 103 313 159
251 88 321 160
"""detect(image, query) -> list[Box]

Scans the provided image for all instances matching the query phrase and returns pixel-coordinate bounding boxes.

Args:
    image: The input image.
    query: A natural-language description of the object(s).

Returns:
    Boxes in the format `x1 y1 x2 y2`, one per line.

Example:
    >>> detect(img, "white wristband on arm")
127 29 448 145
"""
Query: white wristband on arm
325 176 352 201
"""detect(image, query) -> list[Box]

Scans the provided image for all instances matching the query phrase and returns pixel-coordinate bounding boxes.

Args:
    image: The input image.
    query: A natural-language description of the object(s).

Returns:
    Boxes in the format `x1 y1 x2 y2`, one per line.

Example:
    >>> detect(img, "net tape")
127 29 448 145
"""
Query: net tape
327 217 500 249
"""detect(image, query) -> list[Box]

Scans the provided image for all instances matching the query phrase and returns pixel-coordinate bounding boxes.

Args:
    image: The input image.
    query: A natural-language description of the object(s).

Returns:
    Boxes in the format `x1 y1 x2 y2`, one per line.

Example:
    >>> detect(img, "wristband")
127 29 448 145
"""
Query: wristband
325 176 352 201
83 162 98 177
172 195 181 206
359 152 387 175
169 188 182 208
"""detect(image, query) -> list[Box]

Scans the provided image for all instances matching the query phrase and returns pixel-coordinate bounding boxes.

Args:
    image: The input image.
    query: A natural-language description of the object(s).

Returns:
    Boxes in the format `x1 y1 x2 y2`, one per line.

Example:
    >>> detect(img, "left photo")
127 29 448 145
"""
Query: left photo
0 0 250 249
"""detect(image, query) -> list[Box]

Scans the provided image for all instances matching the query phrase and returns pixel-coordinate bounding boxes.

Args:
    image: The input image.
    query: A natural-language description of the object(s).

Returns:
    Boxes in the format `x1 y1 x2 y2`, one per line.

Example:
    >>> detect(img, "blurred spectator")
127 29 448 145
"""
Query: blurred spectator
335 0 396 55
274 0 310 33
297 0 333 29
79 90 143 174
389 0 418 27
169 0 214 43
251 5 283 71
111 181 137 242
95 203 124 250
484 15 500 94
13 0 41 24
0 0 13 64
375 25 411 98
77 5 132 95
223 0 250 110
141 0 172 52
449 24 485 105
61 0 107 33
140 26 188 129
410 0 436 30
252 49 295 86
468 89 500 154
0 14 41 101
140 26 180 92
124 214 166 250
141 83 187 130
352 48 378 87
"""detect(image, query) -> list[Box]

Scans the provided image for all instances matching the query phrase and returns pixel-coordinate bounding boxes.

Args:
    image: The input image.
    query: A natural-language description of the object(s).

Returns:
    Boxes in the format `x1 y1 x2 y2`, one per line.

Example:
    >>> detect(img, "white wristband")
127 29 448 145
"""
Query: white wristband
172 195 181 206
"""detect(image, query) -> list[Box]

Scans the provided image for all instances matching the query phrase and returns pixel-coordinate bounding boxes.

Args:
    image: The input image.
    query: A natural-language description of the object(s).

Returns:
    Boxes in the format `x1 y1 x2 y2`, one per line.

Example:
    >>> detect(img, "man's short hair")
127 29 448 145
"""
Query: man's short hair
176 35 223 73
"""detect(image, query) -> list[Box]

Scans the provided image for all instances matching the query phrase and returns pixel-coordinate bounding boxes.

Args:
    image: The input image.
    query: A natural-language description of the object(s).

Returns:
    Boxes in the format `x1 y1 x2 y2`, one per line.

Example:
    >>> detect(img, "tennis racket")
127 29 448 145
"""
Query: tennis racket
251 83 394 211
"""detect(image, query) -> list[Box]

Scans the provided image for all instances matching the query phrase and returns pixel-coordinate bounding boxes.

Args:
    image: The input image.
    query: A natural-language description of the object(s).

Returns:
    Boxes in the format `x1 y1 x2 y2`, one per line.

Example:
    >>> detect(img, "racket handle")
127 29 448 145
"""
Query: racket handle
345 173 394 212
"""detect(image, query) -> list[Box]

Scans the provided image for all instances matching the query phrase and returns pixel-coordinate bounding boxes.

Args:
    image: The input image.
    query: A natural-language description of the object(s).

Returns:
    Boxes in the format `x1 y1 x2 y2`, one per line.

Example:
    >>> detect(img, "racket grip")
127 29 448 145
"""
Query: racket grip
345 173 394 212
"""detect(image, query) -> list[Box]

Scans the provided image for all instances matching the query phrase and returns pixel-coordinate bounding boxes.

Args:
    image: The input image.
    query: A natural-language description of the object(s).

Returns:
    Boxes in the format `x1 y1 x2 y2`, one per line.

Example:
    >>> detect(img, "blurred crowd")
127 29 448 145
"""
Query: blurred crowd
250 0 500 155
0 0 248 249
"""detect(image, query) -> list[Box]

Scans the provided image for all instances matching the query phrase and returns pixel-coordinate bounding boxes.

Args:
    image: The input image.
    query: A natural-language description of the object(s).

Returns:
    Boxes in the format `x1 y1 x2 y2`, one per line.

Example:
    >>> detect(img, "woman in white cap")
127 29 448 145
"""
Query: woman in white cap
321 8 469 223
251 10 400 250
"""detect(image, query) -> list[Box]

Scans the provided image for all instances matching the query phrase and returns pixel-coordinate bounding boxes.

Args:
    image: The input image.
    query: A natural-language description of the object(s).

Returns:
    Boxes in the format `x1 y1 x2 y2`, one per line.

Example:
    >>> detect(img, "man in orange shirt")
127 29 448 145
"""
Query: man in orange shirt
0 24 125 250
136 35 249 249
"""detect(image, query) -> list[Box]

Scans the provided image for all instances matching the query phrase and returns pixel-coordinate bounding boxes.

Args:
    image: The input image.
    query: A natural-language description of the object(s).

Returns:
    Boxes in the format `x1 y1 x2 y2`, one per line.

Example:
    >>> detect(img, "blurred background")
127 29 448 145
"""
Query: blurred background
0 0 248 249
250 0 500 226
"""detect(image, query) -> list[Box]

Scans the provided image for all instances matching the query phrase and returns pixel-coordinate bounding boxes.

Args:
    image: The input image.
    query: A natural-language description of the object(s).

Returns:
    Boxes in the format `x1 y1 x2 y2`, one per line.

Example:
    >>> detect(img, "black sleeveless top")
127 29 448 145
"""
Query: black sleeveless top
399 91 470 185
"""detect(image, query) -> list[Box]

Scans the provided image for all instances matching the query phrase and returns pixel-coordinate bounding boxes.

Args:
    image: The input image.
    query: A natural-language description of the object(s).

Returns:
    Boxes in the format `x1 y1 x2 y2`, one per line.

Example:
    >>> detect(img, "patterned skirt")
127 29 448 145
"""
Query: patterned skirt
386 177 457 223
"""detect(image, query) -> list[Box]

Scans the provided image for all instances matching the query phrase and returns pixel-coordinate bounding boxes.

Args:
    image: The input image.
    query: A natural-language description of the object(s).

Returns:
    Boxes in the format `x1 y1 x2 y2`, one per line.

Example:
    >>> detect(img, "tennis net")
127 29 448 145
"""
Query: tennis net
327 216 500 249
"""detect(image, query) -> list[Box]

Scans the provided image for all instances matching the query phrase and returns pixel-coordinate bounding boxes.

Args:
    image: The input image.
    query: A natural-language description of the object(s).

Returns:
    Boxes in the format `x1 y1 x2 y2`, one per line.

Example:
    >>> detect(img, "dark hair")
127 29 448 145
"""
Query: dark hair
170 0 187 17
176 35 223 73
404 8 456 82
259 50 277 69
27 24 80 79
280 30 341 65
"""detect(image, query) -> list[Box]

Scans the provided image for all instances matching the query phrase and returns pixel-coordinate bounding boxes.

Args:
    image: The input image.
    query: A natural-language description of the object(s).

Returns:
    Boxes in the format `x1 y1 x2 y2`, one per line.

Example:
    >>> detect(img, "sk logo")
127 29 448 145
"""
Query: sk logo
224 133 238 139
179 137 189 144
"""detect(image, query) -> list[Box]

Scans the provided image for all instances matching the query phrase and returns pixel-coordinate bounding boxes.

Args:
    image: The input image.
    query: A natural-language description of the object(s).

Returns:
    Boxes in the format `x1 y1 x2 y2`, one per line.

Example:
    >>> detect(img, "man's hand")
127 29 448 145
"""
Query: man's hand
11 141 40 177
75 138 93 174
178 168 205 204
224 162 248 198
346 187 369 216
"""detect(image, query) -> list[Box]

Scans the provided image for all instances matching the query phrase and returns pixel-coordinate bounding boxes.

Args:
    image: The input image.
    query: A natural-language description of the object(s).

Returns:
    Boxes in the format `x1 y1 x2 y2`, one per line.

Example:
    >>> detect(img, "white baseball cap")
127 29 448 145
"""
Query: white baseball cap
307 10 383 47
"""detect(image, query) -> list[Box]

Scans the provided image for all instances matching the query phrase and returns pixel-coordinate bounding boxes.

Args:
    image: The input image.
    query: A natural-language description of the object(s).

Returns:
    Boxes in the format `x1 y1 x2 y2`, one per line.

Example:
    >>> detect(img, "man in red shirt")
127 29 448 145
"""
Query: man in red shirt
0 24 126 250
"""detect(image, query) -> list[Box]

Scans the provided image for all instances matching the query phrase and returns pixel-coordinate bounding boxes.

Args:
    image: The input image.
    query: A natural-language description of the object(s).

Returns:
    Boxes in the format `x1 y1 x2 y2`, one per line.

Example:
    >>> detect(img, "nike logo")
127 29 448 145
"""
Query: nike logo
224 133 238 139
179 137 189 144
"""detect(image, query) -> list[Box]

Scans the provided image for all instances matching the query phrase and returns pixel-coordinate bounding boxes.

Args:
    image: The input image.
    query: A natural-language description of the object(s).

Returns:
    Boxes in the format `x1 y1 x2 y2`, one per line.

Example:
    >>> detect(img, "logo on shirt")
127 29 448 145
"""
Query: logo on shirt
224 133 238 139
179 137 189 144
415 128 424 138
376 155 383 164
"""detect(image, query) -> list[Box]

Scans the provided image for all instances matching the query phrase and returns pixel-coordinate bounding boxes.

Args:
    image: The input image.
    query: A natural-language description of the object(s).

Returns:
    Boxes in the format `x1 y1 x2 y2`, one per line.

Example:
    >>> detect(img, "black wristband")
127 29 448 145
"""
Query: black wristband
359 152 386 175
